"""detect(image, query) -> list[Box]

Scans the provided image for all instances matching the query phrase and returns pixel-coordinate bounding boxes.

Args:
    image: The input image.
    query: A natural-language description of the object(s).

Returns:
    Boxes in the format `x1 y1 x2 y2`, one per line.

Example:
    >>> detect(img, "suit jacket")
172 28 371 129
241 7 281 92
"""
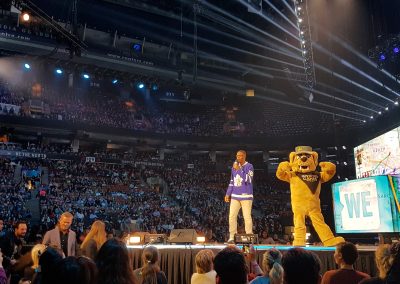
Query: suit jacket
42 226 76 256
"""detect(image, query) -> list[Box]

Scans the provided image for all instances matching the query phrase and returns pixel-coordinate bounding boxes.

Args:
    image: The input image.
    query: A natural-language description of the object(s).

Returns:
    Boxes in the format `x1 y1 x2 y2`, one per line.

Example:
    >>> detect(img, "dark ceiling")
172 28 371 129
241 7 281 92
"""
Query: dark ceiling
25 0 400 128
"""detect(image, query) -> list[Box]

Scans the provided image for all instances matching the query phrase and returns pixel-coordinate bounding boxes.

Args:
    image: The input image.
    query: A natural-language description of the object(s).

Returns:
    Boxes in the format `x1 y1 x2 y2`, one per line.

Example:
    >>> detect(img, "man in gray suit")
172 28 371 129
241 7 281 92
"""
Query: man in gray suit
42 212 76 257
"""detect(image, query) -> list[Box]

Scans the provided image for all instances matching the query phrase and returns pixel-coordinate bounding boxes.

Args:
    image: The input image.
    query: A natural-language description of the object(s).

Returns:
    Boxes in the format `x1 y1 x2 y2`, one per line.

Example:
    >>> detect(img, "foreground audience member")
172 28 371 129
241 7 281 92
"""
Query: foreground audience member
321 242 370 284
42 212 76 257
81 220 107 260
214 246 248 284
32 247 63 284
96 239 137 284
0 251 7 284
281 247 321 284
24 244 47 281
360 242 400 284
0 221 27 272
54 256 98 284
134 246 167 284
250 249 283 284
191 249 216 284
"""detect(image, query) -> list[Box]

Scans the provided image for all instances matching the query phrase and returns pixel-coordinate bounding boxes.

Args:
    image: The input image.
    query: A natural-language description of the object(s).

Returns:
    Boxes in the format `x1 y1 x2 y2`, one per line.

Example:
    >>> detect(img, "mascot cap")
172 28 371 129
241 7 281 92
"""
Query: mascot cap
295 146 313 154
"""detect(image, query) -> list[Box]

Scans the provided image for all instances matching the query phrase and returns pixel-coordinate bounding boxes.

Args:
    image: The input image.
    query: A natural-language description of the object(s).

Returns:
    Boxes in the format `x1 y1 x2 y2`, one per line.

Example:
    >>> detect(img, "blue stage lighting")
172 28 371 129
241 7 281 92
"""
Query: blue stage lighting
83 74 90 79
138 83 145 89
394 47 399 54
24 63 30 69
56 69 63 74
112 79 118 84
152 84 158 91
379 54 386 61
133 43 142 52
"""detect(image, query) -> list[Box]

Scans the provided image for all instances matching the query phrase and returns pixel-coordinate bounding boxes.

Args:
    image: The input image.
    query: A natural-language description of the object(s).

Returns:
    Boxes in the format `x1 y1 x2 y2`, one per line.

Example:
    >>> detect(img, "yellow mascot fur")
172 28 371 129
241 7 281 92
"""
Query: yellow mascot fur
276 146 345 246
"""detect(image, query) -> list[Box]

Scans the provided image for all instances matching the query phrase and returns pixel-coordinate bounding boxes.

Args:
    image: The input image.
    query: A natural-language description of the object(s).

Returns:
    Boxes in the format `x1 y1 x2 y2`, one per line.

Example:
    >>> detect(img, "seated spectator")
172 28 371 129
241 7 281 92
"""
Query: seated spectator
259 231 275 245
54 256 98 284
250 248 283 284
191 249 216 284
360 242 400 284
134 246 167 284
214 246 248 284
321 242 369 284
80 220 106 260
96 239 137 284
281 247 321 284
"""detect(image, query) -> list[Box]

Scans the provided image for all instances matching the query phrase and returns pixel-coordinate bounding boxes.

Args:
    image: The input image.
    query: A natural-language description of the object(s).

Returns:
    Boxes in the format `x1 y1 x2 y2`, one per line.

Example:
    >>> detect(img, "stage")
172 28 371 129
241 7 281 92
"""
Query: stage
128 244 377 284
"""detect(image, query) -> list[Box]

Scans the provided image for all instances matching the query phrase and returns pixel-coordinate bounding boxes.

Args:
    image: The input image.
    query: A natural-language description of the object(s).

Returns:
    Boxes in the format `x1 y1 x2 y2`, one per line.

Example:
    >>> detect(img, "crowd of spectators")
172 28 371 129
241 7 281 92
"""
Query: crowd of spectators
0 79 361 138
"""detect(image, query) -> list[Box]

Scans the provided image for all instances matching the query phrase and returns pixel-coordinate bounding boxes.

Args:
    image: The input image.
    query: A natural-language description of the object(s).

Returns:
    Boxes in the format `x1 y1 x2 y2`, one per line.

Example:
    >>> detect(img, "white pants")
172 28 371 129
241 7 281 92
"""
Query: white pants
229 199 253 240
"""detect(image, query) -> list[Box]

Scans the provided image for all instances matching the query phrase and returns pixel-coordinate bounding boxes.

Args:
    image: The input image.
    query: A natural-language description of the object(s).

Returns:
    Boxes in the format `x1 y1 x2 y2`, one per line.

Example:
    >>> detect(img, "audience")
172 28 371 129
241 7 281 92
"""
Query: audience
133 246 167 284
24 244 47 281
81 220 107 260
0 251 6 284
281 248 321 284
32 246 63 284
54 256 98 284
96 239 137 284
250 249 283 284
360 242 400 284
321 242 370 284
0 221 28 273
191 249 216 284
214 246 248 284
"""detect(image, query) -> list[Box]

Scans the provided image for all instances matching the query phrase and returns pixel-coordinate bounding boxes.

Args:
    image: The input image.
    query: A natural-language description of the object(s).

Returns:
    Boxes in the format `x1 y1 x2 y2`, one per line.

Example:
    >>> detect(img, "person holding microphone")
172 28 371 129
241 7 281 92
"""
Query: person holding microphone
225 150 254 244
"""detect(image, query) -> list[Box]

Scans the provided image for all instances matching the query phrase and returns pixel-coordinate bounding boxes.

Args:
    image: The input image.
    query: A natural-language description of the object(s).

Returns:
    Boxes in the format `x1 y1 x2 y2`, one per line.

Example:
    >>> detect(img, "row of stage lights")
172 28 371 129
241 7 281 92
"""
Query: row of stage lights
23 63 158 90
294 0 316 102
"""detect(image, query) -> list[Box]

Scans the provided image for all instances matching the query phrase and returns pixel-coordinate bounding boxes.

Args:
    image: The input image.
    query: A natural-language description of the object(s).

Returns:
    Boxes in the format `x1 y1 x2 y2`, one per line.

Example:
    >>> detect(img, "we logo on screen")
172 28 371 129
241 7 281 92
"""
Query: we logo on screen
338 179 380 231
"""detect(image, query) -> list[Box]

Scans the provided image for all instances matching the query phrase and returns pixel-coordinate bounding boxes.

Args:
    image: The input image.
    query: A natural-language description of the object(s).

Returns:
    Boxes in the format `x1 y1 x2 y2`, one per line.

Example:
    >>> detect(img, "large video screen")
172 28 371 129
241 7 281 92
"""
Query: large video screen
332 176 400 233
354 126 400 179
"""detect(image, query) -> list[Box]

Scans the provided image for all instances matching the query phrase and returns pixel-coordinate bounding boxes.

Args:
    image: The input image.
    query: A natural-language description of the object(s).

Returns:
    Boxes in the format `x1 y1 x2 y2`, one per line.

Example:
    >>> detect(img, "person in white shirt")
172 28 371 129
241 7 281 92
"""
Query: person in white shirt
191 249 216 284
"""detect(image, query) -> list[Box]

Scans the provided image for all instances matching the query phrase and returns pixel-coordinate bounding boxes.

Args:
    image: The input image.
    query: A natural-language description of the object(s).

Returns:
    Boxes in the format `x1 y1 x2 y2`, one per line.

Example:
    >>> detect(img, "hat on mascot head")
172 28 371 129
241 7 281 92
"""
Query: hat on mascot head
294 146 313 154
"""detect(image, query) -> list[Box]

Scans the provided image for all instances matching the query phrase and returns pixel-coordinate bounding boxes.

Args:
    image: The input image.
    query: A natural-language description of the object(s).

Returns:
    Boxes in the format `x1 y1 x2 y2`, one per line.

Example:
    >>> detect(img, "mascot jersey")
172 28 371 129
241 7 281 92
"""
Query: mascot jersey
226 162 254 201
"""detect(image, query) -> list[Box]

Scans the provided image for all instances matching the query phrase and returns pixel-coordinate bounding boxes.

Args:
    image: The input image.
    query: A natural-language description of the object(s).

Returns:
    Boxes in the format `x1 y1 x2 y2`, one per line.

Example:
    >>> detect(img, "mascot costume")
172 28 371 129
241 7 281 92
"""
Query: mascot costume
276 146 345 246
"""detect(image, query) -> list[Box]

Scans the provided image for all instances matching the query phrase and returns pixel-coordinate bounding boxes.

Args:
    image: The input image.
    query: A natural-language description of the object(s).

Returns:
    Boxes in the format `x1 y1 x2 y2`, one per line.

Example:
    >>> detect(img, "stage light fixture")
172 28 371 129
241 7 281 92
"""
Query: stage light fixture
112 79 118 84
152 84 158 91
385 107 389 111
83 74 90 79
133 43 142 52
298 18 303 23
363 120 366 123
56 69 63 74
196 236 206 243
379 54 386 61
395 101 399 106
394 47 399 54
128 236 141 245
137 83 145 89
378 111 382 115
24 63 30 69
22 12 30 22
370 116 374 119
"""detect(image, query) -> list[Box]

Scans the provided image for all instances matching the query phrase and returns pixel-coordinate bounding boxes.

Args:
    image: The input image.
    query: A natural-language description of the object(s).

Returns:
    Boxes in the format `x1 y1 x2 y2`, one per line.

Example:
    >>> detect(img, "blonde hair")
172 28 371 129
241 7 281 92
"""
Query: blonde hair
375 244 394 279
195 249 214 274
81 220 107 250
60 212 73 220
262 249 283 284
31 244 47 269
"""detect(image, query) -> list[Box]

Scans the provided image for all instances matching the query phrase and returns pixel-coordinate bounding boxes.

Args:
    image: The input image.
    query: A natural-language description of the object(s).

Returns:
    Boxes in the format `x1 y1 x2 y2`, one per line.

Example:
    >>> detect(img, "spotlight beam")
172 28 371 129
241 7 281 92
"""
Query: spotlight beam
201 1 301 52
314 44 400 98
317 82 385 109
256 92 365 122
310 100 371 119
315 63 395 103
321 29 400 86
263 0 299 30
300 86 380 114
283 0 297 17
237 0 300 41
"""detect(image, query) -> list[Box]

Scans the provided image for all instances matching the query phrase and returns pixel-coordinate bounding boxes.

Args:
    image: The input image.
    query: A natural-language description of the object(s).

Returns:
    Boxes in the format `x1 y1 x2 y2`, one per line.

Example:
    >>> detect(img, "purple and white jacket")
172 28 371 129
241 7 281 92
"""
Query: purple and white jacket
226 162 254 201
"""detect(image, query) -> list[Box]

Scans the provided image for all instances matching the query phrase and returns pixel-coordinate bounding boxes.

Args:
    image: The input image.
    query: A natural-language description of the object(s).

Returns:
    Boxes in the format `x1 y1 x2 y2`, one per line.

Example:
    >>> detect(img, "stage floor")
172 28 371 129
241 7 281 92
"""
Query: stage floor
127 244 377 284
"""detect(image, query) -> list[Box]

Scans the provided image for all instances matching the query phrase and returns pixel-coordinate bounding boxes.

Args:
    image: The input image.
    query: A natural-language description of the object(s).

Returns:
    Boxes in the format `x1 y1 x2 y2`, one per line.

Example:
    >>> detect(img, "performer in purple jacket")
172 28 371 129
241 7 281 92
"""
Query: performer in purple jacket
224 150 254 243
